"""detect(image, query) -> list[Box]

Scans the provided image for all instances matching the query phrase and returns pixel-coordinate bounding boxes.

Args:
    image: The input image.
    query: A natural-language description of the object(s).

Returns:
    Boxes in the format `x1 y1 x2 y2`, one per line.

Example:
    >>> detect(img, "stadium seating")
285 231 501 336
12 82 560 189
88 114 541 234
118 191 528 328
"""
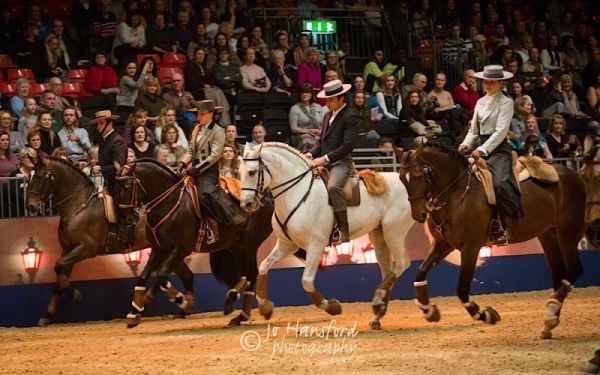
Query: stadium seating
157 67 183 86
162 53 187 69
67 69 87 83
7 69 35 83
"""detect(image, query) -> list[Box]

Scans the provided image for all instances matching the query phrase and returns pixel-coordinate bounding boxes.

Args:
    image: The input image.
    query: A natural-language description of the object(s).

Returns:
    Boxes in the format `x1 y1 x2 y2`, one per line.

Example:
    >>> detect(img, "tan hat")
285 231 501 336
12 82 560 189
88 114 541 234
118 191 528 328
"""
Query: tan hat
194 99 223 112
89 110 120 124
316 79 352 99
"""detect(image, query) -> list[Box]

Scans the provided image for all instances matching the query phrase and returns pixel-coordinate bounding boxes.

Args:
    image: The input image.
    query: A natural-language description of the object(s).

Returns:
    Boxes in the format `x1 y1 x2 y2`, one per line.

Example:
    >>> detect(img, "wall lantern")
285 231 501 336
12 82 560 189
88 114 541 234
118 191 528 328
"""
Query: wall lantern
21 237 43 283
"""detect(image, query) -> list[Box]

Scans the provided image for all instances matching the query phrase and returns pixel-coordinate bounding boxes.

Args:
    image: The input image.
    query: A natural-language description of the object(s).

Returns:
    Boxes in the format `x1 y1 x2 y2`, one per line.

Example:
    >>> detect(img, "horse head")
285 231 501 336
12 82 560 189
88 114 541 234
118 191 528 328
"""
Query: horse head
395 143 428 223
581 140 600 248
240 144 271 212
26 158 55 213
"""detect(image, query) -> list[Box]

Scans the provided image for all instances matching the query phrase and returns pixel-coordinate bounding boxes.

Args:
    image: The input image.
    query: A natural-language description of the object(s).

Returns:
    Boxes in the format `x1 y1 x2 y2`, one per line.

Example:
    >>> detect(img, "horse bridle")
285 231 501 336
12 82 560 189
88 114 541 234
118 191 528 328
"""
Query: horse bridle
28 167 92 213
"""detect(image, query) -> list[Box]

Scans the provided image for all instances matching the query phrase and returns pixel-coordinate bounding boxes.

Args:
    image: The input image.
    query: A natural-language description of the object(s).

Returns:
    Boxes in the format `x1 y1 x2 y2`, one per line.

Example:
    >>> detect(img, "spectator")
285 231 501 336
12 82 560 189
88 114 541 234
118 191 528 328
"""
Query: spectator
11 80 31 118
532 20 549 51
581 34 599 68
376 73 402 131
289 84 324 152
509 96 533 151
250 25 269 62
162 72 198 135
351 90 381 148
48 77 75 112
324 69 340 83
130 123 156 159
173 11 194 53
218 0 247 36
72 0 98 60
134 76 165 124
247 123 267 147
0 110 23 155
240 48 271 93
400 89 442 145
452 69 479 117
213 48 242 121
363 50 386 93
25 131 48 162
184 48 211 100
206 32 240 73
122 108 155 145
51 18 77 66
370 137 395 172
442 23 473 77
521 47 545 89
199 6 219 41
159 123 185 169
586 71 600 123
546 114 572 158
542 74 590 119
466 23 487 66
271 30 295 68
39 90 64 133
294 33 310 66
0 8 20 55
554 11 575 39
81 50 119 113
126 147 136 163
34 111 62 156
57 106 91 162
10 147 37 178
582 48 600 92
154 106 189 149
520 114 552 160
112 11 146 67
224 124 244 155
0 131 18 177
14 22 40 69
541 34 564 74
137 56 158 79
324 51 345 83
403 72 429 105
237 33 266 69
35 34 69 82
427 72 462 136
186 23 212 60
146 13 177 55
297 47 323 91
17 98 38 139
91 0 118 56
117 60 150 113
562 35 584 71
267 50 294 96
219 144 241 178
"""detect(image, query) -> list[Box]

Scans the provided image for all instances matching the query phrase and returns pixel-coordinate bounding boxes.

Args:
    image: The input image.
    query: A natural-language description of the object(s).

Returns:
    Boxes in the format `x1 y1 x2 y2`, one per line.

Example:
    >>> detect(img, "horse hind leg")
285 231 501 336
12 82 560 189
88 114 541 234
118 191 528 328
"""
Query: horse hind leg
256 239 298 320
538 228 576 339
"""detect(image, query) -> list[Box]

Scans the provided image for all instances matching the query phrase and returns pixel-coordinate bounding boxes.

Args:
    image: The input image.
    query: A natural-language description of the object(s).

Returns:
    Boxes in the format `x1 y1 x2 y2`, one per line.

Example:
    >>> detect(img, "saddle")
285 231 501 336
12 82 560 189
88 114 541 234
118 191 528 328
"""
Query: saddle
474 155 559 205
97 186 117 224
317 167 389 207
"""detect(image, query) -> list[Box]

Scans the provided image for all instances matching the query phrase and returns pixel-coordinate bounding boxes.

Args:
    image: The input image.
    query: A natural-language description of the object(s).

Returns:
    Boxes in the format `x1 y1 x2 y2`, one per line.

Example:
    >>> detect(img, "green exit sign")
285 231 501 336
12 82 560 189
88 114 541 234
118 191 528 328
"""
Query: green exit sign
302 20 336 33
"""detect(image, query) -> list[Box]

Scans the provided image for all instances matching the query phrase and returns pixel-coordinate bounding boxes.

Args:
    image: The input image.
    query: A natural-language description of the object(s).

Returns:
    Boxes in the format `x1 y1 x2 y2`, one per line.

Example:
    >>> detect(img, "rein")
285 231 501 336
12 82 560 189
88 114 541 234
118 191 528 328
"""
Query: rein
29 169 96 217
242 153 317 241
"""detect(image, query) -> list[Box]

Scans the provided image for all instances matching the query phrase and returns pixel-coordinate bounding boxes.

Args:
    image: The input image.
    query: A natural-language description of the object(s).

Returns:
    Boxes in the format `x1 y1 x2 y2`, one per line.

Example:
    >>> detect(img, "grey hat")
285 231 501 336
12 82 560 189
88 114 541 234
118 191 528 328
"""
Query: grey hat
473 65 513 80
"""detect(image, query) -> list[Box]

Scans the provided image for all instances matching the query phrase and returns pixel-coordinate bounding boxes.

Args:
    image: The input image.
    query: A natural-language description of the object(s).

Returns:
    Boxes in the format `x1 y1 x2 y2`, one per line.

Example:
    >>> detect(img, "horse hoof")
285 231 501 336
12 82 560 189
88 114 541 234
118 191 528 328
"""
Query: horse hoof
482 307 501 325
544 317 560 331
425 305 441 322
227 314 248 327
326 298 342 315
372 303 387 317
37 317 51 327
369 320 382 330
540 328 553 340
259 299 274 320
582 361 600 374
224 303 235 316
126 314 141 328
71 289 82 302
180 294 195 315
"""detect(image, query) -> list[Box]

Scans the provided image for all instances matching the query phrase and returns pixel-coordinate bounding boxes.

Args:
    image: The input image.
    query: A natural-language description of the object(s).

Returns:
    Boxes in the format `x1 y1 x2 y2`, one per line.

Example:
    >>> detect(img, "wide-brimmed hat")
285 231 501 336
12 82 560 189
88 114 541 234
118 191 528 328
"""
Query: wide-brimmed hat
474 65 513 80
89 110 119 124
192 99 224 112
316 79 352 99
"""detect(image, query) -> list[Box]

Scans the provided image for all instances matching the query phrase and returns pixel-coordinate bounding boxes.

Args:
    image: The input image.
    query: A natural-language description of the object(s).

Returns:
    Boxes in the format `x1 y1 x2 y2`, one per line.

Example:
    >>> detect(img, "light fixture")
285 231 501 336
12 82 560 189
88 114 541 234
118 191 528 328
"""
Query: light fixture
123 249 143 276
21 237 43 283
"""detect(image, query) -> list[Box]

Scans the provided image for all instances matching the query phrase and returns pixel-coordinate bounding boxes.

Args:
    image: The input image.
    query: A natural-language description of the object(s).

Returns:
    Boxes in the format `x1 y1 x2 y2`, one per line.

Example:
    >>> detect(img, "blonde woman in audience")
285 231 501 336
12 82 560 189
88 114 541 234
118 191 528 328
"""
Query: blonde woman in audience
17 97 38 139
154 106 189 149
134 77 165 124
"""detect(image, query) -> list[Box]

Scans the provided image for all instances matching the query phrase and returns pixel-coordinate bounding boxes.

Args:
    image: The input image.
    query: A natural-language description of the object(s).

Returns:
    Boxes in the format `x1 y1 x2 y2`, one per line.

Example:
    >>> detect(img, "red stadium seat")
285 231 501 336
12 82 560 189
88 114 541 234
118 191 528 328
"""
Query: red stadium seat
67 69 87 83
0 83 16 96
62 83 82 106
7 68 35 83
162 53 187 69
30 83 48 96
137 54 161 70
0 54 16 68
158 67 183 86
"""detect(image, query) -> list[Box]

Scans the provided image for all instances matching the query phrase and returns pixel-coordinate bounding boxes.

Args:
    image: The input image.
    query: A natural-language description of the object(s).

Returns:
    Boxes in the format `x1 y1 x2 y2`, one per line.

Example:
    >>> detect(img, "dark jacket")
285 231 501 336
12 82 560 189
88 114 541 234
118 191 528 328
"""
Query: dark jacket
310 105 360 164
184 60 211 100
99 129 127 190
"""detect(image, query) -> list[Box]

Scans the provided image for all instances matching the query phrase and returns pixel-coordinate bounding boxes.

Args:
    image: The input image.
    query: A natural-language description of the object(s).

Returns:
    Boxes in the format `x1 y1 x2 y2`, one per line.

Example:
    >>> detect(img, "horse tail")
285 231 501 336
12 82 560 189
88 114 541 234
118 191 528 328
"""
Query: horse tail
209 249 241 287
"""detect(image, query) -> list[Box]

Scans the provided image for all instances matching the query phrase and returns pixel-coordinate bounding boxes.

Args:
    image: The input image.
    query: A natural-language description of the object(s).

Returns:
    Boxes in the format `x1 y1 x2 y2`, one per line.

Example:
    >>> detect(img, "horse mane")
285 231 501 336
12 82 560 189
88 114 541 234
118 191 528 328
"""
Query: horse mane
135 158 181 180
423 140 469 166
46 157 95 187
262 142 311 166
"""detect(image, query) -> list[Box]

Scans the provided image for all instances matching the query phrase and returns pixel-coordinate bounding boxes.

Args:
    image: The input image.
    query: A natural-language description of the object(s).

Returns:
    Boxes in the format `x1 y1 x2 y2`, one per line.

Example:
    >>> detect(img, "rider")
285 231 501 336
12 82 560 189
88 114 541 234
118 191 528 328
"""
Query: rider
458 65 524 244
307 79 361 244
179 99 245 244
89 110 132 245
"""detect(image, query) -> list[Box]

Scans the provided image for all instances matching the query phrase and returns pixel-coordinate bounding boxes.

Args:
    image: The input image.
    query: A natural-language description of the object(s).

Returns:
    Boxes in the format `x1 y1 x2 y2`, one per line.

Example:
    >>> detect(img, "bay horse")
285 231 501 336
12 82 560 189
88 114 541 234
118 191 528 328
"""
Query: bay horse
115 158 276 326
25 157 194 327
239 142 415 330
394 141 585 339
580 140 600 249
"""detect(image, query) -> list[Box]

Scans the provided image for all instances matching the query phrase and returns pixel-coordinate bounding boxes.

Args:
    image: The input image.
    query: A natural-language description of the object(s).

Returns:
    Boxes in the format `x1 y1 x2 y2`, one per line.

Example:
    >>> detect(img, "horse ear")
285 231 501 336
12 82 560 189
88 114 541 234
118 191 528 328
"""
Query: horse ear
413 140 425 159
392 144 404 161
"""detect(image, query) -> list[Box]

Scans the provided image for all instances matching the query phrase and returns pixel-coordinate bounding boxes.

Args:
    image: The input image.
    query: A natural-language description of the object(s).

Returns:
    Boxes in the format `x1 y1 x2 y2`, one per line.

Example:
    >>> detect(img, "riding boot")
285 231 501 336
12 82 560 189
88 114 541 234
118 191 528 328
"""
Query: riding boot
491 218 509 246
333 210 350 245
206 218 220 244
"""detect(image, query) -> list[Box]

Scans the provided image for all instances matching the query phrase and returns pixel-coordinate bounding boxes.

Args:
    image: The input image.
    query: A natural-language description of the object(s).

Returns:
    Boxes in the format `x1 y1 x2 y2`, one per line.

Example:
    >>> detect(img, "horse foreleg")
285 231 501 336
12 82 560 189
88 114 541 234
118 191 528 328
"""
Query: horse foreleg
126 248 165 328
173 260 195 316
224 276 250 315
414 241 452 323
257 239 298 320
301 244 341 316
155 248 190 312
38 285 62 327
228 290 255 327
540 279 572 339
458 244 501 325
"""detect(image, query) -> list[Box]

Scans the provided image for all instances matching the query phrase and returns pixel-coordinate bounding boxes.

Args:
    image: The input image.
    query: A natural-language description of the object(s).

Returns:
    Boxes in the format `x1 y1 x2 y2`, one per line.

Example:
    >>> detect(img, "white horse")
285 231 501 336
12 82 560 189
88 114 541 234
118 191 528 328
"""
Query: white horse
240 142 414 329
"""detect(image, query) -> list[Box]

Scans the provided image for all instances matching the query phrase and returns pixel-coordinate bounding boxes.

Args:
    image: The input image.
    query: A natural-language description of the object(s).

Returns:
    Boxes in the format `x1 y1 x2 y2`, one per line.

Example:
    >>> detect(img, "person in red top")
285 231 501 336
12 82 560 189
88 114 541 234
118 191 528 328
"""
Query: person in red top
81 50 119 97
452 68 479 117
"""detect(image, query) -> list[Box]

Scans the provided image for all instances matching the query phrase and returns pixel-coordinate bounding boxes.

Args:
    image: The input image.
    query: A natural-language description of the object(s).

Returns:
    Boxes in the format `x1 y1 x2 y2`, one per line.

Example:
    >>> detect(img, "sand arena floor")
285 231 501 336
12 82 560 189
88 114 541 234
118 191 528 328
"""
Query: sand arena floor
1 287 599 374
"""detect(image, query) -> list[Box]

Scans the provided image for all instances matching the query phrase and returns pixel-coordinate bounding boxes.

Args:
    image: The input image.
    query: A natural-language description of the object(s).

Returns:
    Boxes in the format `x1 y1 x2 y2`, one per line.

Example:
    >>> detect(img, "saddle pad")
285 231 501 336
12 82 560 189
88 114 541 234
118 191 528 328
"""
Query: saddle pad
98 186 117 223
219 176 242 201
517 156 559 183
358 169 389 195
474 159 496 205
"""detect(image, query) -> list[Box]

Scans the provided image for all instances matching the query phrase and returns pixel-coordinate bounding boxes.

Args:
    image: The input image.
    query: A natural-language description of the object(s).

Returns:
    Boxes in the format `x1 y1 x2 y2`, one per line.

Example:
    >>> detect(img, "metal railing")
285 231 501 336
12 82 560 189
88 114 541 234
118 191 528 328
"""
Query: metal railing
0 154 586 219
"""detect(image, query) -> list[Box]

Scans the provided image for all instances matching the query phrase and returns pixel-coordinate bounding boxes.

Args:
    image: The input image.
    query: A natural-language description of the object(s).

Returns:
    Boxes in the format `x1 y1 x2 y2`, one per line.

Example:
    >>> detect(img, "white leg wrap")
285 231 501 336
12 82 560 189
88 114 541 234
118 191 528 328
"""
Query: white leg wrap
175 292 185 306
131 301 144 312
545 298 562 320
414 280 428 287
482 310 492 324
243 291 255 296
472 312 481 321
414 299 431 310
372 288 386 306
126 313 140 319
319 299 329 311
160 281 172 292
134 286 146 291
560 279 572 288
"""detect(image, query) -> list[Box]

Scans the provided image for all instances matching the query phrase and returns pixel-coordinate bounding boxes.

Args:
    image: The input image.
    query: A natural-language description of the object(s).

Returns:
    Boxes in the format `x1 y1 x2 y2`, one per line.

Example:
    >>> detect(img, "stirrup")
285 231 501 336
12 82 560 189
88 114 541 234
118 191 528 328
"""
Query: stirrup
206 226 217 244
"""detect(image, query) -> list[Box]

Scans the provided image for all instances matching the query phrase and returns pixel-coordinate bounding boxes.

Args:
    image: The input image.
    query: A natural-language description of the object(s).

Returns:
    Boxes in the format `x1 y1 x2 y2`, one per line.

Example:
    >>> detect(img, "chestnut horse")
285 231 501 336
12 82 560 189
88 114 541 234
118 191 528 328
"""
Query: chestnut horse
580 140 600 248
395 141 585 339
25 157 194 327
